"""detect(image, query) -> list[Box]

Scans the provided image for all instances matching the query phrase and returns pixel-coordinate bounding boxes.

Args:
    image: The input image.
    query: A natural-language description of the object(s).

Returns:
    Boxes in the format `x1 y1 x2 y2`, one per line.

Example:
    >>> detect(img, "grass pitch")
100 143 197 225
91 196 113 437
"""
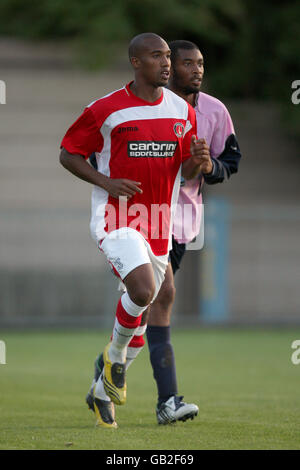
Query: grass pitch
0 328 300 450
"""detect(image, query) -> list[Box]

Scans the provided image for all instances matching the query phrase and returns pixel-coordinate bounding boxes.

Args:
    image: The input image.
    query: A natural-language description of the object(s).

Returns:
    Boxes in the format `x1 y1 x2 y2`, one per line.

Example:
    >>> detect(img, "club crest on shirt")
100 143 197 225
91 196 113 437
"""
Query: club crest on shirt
173 122 184 138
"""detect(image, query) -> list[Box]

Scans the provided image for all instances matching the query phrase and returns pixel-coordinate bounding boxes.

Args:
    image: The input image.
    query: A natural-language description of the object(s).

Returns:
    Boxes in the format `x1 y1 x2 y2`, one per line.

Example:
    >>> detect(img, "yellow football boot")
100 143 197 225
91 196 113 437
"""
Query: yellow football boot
93 385 117 429
102 343 127 406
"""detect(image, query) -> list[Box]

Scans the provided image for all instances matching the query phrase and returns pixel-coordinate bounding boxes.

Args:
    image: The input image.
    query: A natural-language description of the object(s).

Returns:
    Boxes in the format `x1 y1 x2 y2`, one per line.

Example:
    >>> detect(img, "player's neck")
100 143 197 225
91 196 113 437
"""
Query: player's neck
130 81 162 103
169 86 197 107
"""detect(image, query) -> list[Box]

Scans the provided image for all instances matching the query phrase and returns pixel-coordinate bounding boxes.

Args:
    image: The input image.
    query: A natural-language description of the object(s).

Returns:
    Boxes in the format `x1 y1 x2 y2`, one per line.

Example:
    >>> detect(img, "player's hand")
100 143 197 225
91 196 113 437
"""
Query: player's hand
103 178 143 199
190 136 213 174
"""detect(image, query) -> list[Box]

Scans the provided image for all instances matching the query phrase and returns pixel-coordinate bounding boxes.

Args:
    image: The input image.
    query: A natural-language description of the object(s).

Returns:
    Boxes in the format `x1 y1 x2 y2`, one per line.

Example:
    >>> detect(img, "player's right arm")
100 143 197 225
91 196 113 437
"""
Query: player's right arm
59 107 142 199
59 148 142 198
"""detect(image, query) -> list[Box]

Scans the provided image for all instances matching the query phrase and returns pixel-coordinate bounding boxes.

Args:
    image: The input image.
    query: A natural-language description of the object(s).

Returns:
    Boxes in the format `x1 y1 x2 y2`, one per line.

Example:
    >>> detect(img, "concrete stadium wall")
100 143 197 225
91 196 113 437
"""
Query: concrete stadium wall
1 39 300 327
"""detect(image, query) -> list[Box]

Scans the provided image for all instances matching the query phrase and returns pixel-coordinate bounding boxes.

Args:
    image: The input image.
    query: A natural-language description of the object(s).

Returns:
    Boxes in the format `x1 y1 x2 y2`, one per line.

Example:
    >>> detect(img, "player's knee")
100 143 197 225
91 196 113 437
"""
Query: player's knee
131 285 155 307
158 282 176 309
165 282 176 305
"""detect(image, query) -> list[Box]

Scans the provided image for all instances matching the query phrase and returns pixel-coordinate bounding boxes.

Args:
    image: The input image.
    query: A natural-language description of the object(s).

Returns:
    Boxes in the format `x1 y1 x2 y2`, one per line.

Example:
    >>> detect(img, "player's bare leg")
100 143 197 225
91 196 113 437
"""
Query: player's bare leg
146 263 199 424
125 263 156 308
146 263 175 326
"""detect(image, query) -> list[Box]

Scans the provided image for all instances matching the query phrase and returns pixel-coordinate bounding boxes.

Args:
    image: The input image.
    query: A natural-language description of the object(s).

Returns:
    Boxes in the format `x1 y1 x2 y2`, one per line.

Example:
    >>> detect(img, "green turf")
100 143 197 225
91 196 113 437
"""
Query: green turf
0 328 300 450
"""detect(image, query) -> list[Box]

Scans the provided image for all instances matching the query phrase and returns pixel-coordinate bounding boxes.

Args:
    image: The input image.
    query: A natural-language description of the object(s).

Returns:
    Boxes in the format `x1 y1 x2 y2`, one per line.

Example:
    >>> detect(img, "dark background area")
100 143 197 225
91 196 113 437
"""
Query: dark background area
0 0 299 327
1 0 299 102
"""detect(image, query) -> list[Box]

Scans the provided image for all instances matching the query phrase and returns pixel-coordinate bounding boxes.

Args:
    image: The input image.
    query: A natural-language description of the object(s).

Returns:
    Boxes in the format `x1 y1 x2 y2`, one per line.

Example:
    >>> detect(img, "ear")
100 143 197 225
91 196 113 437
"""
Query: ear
130 56 140 70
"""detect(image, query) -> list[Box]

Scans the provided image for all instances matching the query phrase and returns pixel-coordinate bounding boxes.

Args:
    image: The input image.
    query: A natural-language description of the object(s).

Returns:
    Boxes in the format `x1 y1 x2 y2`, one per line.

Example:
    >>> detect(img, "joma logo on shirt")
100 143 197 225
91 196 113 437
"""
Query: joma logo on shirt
118 126 139 133
128 141 178 158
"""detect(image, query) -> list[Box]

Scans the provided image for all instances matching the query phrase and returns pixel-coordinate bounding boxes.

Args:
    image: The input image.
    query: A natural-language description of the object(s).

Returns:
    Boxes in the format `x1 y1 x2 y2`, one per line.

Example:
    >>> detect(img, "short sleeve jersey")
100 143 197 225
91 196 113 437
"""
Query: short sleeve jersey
61 82 197 256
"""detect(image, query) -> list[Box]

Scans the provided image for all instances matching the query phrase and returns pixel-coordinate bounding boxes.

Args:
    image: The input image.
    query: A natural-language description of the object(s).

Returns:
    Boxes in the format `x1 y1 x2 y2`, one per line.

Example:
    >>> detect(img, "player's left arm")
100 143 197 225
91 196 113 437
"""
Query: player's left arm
203 106 241 185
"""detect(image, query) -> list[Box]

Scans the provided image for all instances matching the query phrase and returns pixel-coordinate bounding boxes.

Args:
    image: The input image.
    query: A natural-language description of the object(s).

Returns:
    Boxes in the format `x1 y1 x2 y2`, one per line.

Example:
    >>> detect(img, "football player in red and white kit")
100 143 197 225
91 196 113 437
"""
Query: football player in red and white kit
86 39 241 427
60 33 208 428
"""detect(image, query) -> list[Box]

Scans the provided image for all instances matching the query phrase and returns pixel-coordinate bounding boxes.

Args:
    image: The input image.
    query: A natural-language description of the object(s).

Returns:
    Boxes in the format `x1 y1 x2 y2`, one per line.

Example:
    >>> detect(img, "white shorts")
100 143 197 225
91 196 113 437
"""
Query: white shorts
99 227 168 301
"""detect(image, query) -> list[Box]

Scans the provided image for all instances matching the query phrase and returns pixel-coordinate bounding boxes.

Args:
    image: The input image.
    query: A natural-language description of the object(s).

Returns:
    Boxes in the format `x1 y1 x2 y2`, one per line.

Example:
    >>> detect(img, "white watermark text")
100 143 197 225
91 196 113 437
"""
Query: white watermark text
291 80 300 105
0 80 6 104
291 339 300 365
0 340 6 364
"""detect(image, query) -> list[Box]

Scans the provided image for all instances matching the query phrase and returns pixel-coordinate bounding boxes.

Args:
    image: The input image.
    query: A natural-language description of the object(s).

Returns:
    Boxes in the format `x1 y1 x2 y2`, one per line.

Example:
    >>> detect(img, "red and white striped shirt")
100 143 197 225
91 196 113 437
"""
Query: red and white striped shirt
61 82 197 256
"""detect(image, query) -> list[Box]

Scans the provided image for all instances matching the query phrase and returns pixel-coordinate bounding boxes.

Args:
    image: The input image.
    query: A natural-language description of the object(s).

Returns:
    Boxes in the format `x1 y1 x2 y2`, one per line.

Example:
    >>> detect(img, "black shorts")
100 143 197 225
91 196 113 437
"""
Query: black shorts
169 236 186 275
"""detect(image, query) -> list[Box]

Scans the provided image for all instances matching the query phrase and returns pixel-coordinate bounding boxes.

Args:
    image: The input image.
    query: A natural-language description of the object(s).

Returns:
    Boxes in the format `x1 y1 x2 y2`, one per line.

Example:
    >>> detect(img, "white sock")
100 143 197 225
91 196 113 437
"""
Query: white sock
126 324 147 370
126 346 144 370
109 318 137 363
94 373 111 401
109 293 148 364
121 292 148 316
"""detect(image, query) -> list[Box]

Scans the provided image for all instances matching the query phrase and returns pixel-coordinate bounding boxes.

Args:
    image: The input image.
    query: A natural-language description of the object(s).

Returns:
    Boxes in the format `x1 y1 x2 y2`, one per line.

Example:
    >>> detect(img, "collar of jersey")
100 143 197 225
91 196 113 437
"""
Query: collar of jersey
125 81 164 106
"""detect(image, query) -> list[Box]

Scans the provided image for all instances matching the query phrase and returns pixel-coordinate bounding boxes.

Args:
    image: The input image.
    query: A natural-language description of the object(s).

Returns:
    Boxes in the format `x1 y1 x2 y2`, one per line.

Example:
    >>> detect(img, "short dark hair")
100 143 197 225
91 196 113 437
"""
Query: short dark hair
169 40 200 64
128 32 163 59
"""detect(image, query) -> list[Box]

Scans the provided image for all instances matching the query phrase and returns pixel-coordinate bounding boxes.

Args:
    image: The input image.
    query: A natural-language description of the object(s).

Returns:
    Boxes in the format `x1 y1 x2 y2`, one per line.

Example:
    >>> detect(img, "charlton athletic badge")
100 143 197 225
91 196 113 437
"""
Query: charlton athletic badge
174 122 185 138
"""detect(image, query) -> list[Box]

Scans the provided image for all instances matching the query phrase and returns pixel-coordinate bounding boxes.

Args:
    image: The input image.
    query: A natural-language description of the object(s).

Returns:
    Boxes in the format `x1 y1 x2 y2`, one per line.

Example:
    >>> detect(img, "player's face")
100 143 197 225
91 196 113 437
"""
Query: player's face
171 48 204 94
138 40 171 87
